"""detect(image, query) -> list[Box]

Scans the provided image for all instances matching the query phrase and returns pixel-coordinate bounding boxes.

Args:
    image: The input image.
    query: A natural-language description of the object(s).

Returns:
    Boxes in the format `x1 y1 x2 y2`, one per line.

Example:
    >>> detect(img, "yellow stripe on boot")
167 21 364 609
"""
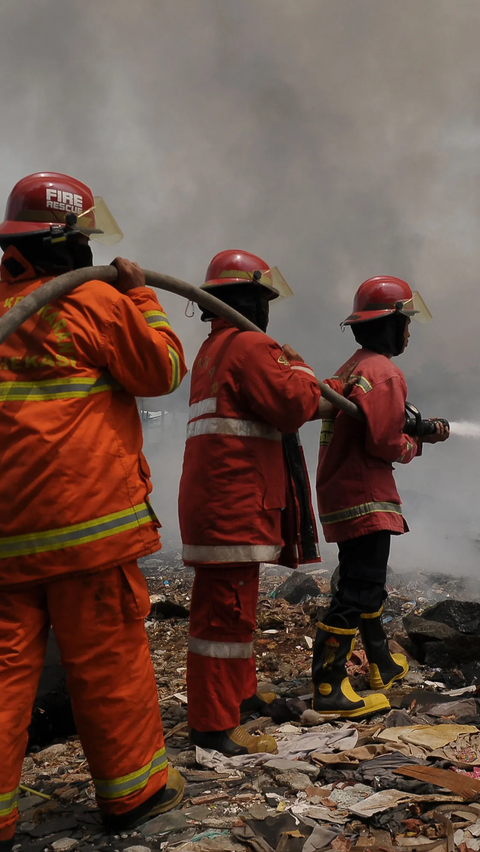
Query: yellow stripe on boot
315 677 390 718
369 654 409 690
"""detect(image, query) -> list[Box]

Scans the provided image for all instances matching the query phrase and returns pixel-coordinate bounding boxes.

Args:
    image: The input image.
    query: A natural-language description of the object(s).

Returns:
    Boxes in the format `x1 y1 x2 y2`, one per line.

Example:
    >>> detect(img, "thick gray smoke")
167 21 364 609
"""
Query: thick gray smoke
1 0 479 573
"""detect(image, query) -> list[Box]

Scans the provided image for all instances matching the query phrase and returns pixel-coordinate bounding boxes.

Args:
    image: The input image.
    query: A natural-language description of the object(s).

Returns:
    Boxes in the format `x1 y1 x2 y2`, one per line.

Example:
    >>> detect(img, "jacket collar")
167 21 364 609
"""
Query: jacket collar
0 246 37 283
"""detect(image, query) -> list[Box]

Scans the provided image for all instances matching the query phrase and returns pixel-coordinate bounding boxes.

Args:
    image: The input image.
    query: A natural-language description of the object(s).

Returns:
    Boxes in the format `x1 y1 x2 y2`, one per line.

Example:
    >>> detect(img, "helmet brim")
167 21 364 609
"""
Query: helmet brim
0 220 53 238
341 308 395 326
201 279 280 301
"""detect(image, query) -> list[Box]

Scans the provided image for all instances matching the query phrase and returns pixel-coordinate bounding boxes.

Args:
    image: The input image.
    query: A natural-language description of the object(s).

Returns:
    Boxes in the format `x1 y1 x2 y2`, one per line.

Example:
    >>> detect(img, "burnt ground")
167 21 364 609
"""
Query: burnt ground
14 553 480 852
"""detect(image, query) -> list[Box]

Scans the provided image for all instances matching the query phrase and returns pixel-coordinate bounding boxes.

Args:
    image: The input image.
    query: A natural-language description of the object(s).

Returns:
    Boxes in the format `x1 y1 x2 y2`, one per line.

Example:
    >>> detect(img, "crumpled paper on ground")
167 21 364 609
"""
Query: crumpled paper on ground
302 824 341 852
276 724 358 759
345 649 370 677
311 743 393 767
376 723 478 758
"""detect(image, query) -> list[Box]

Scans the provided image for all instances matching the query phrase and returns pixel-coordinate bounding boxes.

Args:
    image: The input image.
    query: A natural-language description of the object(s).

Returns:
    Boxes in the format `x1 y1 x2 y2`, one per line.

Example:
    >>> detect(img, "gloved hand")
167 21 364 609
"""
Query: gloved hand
110 257 145 293
421 419 450 443
282 343 304 362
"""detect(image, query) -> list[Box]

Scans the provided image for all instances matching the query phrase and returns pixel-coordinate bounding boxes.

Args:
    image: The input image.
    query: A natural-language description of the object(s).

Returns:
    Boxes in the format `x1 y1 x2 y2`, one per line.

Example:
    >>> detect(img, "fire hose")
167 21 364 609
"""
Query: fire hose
0 264 363 420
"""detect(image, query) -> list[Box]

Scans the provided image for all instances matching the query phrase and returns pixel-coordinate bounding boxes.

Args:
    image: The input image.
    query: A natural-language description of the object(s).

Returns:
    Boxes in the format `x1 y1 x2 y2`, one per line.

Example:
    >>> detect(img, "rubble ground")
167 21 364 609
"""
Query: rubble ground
15 553 480 852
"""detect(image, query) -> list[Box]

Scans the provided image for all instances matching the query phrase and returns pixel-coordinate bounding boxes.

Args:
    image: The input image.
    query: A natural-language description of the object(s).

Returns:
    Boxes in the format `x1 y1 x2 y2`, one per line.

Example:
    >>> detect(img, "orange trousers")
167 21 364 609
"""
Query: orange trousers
0 562 167 843
187 564 259 731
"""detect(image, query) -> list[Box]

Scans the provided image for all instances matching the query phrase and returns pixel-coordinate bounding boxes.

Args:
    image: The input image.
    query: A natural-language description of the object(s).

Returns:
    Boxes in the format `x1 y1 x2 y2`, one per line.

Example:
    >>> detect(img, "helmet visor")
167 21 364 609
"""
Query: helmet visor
76 197 123 246
257 267 293 301
398 291 432 323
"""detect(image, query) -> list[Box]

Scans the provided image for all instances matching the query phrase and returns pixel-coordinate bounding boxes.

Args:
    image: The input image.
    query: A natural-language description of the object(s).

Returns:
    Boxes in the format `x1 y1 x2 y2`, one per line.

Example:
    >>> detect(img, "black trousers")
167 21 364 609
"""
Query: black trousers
323 530 391 629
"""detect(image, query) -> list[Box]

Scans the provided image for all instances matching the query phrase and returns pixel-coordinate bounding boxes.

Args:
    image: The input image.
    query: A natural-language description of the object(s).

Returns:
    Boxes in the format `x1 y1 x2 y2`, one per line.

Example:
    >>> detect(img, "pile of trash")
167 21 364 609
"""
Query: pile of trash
15 556 480 852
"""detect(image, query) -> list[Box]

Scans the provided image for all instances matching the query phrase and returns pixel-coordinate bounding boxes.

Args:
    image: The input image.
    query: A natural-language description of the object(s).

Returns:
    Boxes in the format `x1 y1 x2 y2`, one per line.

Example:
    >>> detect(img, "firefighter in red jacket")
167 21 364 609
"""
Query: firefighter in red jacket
0 173 187 850
313 276 449 718
178 249 330 756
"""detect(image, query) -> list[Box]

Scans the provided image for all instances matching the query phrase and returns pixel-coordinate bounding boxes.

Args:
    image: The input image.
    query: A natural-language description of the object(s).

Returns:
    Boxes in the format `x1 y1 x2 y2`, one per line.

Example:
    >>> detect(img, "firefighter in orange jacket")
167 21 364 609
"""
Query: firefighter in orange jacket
178 249 333 756
313 276 449 719
0 172 187 849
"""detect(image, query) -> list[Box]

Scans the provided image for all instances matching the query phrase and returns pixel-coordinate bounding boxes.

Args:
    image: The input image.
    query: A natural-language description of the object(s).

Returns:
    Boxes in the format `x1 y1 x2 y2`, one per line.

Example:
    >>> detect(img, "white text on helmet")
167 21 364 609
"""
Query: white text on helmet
46 189 83 214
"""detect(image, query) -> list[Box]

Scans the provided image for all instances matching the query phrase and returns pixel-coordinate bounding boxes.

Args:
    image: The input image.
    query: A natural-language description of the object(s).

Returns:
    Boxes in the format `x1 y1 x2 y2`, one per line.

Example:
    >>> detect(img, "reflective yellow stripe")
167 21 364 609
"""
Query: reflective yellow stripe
0 786 19 817
320 501 403 525
94 748 167 800
361 606 384 619
317 621 356 636
142 309 171 329
0 502 154 559
0 374 118 402
320 418 335 446
167 345 181 393
354 375 373 394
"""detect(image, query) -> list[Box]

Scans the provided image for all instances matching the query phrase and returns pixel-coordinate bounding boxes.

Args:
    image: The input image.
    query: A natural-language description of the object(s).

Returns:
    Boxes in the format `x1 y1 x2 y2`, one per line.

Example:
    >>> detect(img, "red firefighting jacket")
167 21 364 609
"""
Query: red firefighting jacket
0 251 187 586
316 347 419 543
178 320 321 566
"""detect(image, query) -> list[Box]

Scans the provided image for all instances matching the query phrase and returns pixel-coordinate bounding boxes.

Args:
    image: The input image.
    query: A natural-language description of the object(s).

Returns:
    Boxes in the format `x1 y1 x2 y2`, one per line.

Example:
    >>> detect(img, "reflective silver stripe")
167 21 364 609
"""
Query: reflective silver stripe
396 440 414 461
183 543 282 562
94 747 167 800
0 502 154 559
320 501 403 525
189 397 217 419
291 365 315 377
188 636 254 659
0 374 118 402
168 345 182 393
0 786 19 817
320 418 335 446
142 309 171 329
186 417 281 441
355 376 373 394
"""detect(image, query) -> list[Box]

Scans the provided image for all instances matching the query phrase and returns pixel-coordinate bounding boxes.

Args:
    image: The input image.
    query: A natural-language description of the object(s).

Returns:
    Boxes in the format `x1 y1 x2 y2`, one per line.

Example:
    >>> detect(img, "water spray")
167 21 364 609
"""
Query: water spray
448 421 480 438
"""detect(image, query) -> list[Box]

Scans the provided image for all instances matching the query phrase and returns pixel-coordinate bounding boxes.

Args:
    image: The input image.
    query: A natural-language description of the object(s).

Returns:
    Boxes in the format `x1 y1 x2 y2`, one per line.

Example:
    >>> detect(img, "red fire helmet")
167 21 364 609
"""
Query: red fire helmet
201 249 293 300
341 275 432 326
0 172 123 246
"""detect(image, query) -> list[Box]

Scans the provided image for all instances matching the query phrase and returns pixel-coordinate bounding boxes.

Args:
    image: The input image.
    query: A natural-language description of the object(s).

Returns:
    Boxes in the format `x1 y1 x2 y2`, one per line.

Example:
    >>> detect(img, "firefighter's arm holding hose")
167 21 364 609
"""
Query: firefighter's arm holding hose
79 257 187 398
282 344 348 419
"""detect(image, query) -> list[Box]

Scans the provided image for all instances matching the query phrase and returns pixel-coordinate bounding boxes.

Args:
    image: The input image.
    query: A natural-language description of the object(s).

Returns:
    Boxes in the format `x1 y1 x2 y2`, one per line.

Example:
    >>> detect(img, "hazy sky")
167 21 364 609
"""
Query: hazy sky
2 0 480 572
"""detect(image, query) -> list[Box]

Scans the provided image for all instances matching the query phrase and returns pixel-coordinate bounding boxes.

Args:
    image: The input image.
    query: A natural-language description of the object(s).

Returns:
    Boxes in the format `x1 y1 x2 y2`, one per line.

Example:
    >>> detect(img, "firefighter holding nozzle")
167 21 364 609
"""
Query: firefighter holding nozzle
313 276 449 718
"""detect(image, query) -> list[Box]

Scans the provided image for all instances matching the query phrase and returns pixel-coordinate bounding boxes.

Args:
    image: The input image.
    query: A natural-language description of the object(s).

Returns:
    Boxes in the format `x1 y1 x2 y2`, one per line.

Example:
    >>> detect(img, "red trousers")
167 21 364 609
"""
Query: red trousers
0 562 167 843
187 564 259 731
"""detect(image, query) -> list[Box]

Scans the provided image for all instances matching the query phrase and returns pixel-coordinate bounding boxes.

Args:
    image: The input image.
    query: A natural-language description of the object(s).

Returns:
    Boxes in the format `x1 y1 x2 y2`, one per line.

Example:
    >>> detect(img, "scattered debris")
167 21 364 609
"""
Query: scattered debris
14 553 480 851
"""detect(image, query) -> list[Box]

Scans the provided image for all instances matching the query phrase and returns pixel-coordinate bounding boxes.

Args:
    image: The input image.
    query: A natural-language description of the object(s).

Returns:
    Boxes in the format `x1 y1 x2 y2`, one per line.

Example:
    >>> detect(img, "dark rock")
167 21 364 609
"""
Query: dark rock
29 630 75 747
274 572 320 604
403 613 458 644
148 599 189 619
422 600 480 635
423 634 480 667
265 697 307 724
29 815 78 837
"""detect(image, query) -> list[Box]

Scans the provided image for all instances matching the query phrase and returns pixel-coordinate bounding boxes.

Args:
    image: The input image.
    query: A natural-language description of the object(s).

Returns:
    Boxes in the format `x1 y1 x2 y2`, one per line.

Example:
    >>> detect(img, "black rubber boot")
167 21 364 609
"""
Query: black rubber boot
312 618 390 718
360 607 409 690
101 766 185 831
190 726 277 756
240 690 277 714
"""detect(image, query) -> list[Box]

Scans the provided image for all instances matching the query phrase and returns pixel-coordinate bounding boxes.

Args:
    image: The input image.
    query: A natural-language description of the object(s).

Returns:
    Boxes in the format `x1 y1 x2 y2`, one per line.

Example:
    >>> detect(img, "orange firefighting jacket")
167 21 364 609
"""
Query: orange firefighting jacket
316 348 419 543
0 254 187 586
178 320 321 566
